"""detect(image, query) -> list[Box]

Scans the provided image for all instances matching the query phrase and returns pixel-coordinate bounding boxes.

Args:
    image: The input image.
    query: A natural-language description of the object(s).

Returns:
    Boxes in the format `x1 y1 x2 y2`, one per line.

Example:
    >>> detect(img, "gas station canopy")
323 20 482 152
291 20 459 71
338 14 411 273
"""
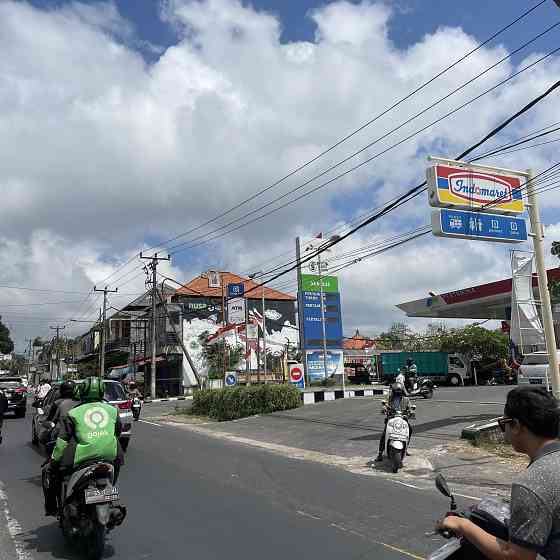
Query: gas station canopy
397 267 560 320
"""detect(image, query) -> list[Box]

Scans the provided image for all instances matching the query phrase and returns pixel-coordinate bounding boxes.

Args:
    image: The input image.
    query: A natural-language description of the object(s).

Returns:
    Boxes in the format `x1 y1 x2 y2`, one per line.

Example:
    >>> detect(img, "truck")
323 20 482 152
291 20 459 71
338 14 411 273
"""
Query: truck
378 351 470 386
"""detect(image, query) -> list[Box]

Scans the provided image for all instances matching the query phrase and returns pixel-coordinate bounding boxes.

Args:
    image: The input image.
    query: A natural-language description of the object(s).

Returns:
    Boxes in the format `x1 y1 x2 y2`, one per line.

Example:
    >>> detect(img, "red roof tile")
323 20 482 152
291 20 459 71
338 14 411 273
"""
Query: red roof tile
174 271 296 301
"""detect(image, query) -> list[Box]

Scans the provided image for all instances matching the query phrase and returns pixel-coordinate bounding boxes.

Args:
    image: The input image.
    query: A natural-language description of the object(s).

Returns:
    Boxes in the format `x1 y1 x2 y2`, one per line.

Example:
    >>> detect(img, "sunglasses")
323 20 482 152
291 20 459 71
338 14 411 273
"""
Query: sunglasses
498 416 515 432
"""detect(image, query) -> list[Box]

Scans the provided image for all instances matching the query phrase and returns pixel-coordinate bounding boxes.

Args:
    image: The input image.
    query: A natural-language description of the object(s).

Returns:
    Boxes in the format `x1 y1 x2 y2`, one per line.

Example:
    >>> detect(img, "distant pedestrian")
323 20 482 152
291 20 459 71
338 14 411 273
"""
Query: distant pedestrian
438 386 560 559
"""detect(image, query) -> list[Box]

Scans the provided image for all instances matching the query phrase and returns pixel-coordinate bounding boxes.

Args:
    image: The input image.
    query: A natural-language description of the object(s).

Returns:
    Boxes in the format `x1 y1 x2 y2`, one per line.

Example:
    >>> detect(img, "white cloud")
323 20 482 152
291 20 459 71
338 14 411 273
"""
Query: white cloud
1 0 559 348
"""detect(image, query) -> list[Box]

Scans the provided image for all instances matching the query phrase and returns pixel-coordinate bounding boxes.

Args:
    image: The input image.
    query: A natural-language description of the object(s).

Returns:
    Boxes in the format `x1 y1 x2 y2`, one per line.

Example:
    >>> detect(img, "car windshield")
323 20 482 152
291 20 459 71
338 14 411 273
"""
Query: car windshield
104 382 126 402
0 378 23 388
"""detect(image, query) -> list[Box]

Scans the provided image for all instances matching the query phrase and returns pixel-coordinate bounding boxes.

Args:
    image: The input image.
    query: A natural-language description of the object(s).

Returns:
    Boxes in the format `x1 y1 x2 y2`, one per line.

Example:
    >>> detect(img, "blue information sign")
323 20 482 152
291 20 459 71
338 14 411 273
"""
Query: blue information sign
227 283 245 298
432 209 527 243
225 372 237 387
302 291 343 349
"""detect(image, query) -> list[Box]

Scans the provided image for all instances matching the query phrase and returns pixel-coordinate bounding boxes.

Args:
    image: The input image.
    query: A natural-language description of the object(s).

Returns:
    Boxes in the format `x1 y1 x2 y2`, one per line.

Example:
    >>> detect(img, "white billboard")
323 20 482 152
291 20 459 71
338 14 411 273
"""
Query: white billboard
227 297 246 325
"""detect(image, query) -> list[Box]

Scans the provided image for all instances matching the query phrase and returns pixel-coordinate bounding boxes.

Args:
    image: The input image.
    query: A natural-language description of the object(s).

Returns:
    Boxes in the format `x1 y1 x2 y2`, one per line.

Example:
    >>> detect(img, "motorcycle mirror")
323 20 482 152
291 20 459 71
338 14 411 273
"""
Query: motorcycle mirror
381 400 387 406
411 404 417 410
435 474 452 498
37 408 44 416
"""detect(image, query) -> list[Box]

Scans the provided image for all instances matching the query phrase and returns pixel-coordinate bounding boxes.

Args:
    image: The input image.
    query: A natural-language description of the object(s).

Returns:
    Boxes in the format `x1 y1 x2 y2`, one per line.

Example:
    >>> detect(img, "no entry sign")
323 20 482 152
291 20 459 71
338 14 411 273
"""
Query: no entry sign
289 363 305 389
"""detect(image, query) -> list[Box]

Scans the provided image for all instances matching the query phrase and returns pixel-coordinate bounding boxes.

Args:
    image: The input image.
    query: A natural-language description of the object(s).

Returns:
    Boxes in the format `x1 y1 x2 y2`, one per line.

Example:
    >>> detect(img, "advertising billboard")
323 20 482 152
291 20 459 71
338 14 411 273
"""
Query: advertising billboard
302 291 343 349
427 164 524 215
301 274 339 293
227 297 246 325
305 350 344 381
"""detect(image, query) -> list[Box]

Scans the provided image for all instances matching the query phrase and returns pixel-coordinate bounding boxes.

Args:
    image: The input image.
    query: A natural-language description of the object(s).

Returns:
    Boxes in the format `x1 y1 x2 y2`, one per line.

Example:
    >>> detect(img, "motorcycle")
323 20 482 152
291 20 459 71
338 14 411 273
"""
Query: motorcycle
380 402 415 473
408 376 436 399
428 474 509 560
131 397 142 421
43 442 127 560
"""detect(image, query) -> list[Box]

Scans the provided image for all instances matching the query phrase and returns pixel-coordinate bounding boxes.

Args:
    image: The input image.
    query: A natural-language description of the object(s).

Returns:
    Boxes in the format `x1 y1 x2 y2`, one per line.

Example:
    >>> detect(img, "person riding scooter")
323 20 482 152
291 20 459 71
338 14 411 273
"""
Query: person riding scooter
403 358 418 393
376 382 413 463
42 377 124 516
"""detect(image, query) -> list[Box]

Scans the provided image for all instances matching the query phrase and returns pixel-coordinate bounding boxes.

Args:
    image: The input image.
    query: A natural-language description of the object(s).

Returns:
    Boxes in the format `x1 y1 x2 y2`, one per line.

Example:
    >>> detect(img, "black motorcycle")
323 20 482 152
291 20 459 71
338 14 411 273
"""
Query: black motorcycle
428 474 509 560
43 442 127 560
407 376 436 399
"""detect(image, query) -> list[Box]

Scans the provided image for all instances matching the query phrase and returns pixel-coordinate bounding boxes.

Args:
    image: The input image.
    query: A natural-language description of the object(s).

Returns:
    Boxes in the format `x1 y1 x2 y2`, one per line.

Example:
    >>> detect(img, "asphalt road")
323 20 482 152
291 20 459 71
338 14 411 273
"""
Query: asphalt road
0 407 465 560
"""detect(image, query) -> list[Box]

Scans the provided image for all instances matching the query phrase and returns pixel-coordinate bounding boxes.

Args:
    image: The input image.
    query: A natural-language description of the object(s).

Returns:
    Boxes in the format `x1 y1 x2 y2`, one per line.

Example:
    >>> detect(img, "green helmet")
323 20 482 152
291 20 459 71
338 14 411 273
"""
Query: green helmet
79 377 105 403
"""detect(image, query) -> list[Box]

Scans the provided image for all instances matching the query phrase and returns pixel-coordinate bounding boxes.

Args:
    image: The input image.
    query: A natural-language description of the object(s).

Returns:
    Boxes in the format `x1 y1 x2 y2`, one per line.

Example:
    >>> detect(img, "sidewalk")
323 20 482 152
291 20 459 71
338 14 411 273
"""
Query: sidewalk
150 393 523 496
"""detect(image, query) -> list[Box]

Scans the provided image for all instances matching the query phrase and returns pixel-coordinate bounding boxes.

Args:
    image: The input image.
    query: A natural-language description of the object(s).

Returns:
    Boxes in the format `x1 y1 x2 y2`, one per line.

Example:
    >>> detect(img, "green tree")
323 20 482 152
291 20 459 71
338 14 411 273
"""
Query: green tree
438 325 509 366
0 317 14 355
199 331 244 380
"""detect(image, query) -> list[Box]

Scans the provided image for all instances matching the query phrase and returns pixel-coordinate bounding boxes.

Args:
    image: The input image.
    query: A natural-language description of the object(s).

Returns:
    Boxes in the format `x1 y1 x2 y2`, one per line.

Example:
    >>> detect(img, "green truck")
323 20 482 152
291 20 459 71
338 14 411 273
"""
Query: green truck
379 351 470 386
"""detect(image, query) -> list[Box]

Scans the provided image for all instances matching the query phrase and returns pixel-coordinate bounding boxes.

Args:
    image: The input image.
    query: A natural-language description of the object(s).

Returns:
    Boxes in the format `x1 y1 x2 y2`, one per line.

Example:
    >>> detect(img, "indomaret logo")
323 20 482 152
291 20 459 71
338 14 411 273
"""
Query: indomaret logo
447 172 512 204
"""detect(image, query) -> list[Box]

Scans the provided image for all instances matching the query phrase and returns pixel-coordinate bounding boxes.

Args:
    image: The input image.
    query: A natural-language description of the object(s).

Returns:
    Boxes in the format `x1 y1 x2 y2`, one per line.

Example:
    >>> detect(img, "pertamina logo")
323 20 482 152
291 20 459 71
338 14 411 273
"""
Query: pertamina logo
84 406 110 439
448 172 512 205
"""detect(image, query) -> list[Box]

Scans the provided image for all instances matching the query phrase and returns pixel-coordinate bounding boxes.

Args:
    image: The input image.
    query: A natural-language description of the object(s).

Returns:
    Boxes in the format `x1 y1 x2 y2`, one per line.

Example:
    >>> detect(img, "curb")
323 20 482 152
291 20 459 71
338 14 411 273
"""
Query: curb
143 396 193 404
461 417 502 442
301 387 388 405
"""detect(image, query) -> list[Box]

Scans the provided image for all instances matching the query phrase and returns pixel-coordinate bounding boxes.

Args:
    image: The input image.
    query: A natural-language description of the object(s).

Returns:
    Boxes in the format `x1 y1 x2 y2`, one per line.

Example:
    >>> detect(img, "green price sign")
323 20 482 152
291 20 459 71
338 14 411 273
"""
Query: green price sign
300 274 338 293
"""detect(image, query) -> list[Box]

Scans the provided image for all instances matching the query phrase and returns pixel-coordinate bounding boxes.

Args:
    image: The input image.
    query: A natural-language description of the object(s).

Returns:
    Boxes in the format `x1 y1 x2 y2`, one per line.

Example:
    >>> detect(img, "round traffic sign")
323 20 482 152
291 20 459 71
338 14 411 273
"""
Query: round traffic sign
225 373 237 386
289 366 303 383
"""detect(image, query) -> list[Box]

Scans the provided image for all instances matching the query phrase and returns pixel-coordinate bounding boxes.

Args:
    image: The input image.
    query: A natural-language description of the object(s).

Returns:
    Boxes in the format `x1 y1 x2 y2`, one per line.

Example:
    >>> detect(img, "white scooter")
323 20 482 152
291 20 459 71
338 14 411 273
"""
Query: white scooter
380 401 415 473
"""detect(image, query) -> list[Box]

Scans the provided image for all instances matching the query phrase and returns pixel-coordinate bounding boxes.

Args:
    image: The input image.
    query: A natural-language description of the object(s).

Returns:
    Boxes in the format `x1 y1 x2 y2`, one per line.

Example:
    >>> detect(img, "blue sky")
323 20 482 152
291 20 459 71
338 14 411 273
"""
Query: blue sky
28 0 560 59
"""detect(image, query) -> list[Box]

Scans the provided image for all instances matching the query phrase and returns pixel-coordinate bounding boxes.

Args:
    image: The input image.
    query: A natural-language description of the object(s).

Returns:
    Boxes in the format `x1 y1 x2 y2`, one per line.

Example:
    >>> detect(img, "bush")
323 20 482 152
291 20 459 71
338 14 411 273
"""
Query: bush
192 384 302 421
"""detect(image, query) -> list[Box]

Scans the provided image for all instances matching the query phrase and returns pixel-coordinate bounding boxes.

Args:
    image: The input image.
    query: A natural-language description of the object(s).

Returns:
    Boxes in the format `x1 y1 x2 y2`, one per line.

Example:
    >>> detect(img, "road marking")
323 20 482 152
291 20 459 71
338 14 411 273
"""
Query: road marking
434 400 504 405
393 480 422 490
0 484 34 560
296 510 321 520
139 419 162 427
455 493 482 501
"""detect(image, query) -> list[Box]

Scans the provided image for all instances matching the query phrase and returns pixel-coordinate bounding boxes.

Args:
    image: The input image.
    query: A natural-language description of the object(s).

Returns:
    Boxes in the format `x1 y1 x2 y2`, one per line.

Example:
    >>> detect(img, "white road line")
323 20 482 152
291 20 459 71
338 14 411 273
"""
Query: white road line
139 419 162 427
434 400 504 405
455 493 482 501
0 484 33 560
296 510 321 520
393 480 423 490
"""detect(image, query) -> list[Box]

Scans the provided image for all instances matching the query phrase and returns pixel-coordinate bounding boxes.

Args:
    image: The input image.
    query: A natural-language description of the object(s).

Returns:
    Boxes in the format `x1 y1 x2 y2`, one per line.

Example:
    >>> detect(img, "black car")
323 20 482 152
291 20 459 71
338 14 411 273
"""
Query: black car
0 376 28 418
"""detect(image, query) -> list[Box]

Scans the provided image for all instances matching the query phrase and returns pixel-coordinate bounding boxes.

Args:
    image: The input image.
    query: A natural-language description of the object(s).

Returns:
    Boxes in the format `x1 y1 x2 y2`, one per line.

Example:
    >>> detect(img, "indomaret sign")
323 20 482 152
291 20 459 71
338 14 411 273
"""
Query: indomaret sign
427 164 524 215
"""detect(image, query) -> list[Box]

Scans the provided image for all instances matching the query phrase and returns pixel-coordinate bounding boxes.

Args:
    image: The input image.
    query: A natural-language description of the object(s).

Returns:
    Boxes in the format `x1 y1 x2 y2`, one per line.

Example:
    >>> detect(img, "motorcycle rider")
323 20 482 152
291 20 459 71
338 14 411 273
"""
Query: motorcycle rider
35 378 51 403
438 386 560 559
375 382 413 463
126 381 142 400
404 358 418 393
0 385 7 445
42 377 124 516
46 380 76 425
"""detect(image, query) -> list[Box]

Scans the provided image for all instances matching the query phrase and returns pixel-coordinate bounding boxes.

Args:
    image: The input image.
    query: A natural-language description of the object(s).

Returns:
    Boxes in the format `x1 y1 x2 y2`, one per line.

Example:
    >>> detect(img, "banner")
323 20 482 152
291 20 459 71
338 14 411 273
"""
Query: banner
301 274 339 293
510 252 545 354
305 350 344 381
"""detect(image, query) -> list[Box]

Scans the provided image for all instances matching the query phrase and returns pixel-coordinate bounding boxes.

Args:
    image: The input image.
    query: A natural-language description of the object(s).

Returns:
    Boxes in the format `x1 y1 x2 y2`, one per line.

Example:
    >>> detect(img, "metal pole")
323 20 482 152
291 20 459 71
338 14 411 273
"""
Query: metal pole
262 286 267 383
317 252 328 383
222 273 227 380
245 298 250 385
296 237 309 385
526 169 560 398
94 286 117 378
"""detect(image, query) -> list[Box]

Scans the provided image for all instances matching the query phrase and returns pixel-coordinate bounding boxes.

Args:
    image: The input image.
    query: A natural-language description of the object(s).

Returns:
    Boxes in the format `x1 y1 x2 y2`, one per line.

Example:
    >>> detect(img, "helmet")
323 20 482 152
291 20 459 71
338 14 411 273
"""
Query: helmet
392 382 404 396
406 358 413 366
60 380 75 399
128 381 136 389
79 377 105 403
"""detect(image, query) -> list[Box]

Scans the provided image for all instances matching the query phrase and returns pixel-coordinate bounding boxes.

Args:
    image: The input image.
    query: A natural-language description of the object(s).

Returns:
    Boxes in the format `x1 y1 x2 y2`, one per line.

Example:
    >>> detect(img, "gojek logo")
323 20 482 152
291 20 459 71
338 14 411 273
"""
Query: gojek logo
84 406 110 431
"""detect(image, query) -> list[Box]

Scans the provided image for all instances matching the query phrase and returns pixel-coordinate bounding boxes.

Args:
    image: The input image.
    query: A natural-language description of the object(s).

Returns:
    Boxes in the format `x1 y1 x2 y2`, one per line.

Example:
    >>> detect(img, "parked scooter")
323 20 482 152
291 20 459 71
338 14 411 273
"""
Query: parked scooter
131 398 142 421
380 400 416 473
428 474 509 560
407 376 436 399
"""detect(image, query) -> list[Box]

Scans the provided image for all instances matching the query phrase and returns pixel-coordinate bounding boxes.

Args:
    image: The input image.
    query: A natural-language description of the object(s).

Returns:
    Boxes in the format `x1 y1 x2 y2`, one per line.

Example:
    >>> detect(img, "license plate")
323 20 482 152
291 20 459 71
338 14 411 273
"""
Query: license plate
529 379 543 384
84 487 119 505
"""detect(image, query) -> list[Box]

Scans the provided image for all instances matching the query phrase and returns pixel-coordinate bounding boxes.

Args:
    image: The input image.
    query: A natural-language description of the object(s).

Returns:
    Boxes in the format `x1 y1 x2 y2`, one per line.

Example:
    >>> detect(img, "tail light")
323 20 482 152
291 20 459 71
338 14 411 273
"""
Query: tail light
117 400 131 411
14 388 26 394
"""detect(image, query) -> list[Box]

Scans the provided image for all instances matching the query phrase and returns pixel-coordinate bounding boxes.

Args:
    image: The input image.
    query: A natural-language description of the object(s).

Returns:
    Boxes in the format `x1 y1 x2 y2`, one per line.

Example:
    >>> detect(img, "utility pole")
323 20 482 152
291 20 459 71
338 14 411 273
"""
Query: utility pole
526 169 560 398
140 252 171 399
295 237 309 386
317 252 329 384
245 297 251 386
25 339 32 382
94 286 118 379
49 325 66 381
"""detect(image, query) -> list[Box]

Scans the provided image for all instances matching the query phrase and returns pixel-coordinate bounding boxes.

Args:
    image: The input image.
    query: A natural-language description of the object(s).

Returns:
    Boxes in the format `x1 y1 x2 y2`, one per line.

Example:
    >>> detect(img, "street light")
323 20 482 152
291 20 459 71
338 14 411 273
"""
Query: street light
249 271 267 383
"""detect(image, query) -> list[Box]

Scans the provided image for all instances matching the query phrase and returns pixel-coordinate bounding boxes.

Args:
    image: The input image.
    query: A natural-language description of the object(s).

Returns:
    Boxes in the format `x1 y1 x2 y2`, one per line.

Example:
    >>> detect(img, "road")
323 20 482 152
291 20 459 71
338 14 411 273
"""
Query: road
0 406 463 560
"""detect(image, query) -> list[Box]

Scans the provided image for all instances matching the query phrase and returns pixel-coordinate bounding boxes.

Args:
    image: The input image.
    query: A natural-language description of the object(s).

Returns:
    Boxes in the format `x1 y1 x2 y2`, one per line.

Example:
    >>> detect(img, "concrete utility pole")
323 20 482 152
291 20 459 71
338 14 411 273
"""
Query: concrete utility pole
526 169 560 398
317 251 329 383
94 286 118 378
295 237 309 385
25 339 32 382
49 325 65 381
140 252 171 399
249 271 267 383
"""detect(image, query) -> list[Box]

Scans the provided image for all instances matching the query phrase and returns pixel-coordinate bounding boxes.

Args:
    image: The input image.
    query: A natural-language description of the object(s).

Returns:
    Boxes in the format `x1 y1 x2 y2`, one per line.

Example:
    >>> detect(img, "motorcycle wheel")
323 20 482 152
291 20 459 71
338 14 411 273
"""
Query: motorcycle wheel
88 522 106 560
422 388 434 399
388 448 401 473
31 423 38 446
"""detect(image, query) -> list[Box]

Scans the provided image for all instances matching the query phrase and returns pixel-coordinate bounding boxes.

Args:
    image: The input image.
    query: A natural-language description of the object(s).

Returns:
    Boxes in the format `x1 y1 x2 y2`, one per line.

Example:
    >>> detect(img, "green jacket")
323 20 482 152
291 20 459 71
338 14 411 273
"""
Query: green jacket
52 401 122 468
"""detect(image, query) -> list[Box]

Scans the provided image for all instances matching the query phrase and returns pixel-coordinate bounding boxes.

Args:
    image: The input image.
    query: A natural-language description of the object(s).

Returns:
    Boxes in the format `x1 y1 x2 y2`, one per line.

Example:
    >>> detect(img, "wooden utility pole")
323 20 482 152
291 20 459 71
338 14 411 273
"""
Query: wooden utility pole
94 286 118 378
140 252 170 399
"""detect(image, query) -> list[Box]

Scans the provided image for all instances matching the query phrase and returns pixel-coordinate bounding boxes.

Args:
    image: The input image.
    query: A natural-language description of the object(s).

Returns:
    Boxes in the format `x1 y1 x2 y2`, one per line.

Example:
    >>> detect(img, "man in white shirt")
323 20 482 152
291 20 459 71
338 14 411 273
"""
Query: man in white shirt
35 378 51 401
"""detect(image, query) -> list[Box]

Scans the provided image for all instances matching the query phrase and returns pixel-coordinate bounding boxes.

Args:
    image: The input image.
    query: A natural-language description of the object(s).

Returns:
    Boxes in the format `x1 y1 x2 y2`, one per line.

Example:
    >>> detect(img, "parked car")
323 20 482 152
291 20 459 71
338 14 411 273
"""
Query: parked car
518 350 560 390
31 380 133 451
0 376 28 418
